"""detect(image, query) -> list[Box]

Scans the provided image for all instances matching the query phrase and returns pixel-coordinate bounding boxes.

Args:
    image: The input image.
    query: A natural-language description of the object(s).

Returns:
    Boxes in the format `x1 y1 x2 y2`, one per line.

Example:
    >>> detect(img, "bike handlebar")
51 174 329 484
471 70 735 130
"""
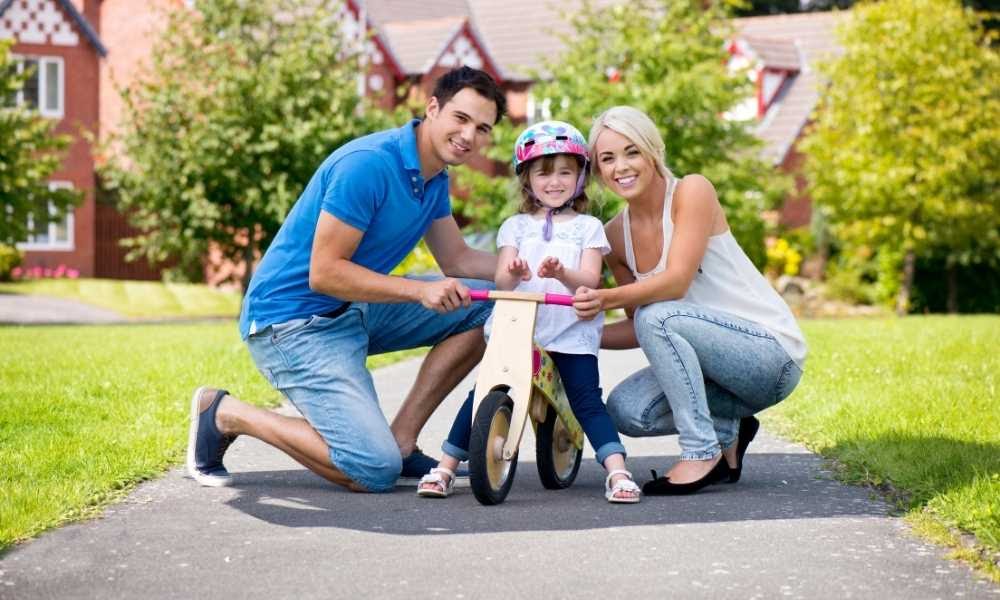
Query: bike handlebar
468 289 575 306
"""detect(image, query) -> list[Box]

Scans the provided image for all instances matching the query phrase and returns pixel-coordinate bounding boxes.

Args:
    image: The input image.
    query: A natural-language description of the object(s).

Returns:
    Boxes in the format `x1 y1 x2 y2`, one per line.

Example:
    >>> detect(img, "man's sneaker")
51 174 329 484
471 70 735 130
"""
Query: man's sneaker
396 448 469 487
186 387 237 487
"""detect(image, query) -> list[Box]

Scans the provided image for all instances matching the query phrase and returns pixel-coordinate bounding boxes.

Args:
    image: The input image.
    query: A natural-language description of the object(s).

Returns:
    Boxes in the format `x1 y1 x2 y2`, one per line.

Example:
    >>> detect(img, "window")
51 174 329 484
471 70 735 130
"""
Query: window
12 56 64 118
18 182 75 251
525 93 552 125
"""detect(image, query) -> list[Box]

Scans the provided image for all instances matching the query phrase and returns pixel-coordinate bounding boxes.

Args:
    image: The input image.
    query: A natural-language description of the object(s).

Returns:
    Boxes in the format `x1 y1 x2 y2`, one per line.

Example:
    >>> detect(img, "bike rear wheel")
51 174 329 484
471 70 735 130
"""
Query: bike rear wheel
535 404 582 489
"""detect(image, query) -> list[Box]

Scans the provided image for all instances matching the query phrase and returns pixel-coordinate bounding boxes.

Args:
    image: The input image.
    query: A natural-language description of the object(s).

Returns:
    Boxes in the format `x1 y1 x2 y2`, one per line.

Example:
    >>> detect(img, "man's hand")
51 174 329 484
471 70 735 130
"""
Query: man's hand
573 286 603 321
419 278 471 313
537 256 565 280
506 257 532 282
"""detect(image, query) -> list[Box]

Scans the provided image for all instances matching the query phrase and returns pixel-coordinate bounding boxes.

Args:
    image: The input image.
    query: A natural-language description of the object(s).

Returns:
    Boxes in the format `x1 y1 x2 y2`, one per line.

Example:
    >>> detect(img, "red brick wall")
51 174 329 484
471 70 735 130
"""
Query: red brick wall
778 141 812 229
16 8 101 276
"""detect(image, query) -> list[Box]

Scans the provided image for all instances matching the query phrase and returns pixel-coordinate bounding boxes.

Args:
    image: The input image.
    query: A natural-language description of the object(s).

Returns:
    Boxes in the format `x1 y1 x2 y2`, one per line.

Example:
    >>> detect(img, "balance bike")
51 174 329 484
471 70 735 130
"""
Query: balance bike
466 289 585 505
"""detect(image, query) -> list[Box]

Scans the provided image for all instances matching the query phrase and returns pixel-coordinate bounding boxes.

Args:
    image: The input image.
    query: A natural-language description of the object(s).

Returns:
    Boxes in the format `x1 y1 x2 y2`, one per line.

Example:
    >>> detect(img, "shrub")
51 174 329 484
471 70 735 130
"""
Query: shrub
765 237 803 278
0 244 24 281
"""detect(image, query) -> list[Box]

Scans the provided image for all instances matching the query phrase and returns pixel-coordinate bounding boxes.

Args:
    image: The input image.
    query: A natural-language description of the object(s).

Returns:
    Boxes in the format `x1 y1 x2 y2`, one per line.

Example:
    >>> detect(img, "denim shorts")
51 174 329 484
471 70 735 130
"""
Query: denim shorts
245 278 493 492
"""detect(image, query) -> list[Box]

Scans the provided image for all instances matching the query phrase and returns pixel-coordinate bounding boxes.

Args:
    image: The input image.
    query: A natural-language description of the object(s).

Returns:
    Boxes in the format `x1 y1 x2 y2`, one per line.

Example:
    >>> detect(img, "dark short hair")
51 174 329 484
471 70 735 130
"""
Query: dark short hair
431 66 507 124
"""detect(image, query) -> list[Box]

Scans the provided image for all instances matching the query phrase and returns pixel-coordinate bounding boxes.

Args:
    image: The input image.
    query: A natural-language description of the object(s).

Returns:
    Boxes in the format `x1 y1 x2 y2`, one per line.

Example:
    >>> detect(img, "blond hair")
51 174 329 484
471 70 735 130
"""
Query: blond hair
588 106 674 182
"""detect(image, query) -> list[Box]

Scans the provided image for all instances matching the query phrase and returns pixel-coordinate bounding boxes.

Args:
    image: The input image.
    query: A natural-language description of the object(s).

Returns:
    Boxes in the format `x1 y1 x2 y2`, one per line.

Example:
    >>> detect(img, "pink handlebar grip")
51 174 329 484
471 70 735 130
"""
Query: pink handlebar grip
544 293 575 306
466 289 575 306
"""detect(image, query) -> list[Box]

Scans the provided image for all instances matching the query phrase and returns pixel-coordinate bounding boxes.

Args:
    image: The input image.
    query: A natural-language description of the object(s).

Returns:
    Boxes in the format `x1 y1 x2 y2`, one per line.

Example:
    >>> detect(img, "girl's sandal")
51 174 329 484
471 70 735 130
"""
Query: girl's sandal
416 466 456 498
605 469 642 504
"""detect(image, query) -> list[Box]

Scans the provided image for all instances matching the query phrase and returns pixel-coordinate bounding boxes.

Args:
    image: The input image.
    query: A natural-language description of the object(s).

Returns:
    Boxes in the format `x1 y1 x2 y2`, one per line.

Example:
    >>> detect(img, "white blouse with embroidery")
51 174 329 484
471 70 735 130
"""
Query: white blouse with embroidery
484 213 611 356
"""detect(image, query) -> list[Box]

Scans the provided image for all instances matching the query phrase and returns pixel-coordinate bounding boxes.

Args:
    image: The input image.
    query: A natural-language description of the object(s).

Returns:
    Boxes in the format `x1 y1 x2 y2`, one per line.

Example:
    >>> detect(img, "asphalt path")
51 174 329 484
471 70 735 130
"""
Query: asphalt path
0 293 125 324
2 349 997 599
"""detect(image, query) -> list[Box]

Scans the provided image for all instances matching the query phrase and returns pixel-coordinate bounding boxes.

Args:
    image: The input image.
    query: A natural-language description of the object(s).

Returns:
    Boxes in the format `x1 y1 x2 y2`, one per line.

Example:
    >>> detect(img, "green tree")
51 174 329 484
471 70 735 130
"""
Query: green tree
802 0 1000 313
455 0 785 268
100 0 391 288
0 39 81 246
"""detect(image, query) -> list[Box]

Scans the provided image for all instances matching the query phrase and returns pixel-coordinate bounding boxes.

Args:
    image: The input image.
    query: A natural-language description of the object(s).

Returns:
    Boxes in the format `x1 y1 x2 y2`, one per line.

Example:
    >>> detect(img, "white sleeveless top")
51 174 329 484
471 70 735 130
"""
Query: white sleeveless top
622 178 807 367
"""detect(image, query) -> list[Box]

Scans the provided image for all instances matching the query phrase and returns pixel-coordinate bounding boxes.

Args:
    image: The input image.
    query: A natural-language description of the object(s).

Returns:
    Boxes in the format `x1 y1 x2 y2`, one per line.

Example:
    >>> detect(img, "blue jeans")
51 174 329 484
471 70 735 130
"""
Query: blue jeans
442 352 627 465
608 301 803 460
245 278 493 493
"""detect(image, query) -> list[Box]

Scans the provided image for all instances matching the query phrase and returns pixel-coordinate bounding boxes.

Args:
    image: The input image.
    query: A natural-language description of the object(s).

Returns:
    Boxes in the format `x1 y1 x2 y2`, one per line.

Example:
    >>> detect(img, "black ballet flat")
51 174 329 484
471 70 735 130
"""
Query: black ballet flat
726 416 760 483
641 460 730 496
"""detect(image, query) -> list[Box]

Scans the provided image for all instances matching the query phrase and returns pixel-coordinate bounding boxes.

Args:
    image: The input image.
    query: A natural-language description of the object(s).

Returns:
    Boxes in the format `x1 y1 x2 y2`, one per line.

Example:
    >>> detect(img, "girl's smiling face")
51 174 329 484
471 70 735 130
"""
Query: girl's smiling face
593 127 657 201
528 154 581 210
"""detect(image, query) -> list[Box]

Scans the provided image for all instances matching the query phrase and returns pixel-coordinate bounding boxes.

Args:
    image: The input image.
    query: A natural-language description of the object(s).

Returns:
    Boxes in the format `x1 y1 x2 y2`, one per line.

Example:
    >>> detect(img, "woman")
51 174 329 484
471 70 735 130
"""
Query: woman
573 106 807 495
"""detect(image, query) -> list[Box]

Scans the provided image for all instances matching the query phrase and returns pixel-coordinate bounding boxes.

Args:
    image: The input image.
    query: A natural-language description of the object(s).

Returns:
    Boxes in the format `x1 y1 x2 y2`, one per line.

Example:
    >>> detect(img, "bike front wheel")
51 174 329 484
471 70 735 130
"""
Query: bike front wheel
469 391 519 505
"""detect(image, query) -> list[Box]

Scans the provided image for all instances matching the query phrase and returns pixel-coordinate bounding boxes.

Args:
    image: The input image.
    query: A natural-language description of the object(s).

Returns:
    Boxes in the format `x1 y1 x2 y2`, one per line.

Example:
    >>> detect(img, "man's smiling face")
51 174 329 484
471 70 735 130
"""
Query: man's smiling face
424 87 497 167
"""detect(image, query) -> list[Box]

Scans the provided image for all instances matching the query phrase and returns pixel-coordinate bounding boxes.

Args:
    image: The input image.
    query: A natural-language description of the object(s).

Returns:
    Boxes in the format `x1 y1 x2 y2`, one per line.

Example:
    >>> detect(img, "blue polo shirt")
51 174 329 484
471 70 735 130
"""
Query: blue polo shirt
238 120 451 339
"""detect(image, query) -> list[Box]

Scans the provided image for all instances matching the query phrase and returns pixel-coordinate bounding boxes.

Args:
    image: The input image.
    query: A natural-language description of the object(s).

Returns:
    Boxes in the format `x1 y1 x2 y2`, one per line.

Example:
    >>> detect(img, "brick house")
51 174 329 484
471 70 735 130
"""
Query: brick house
5 1 843 282
731 12 846 228
2 0 110 276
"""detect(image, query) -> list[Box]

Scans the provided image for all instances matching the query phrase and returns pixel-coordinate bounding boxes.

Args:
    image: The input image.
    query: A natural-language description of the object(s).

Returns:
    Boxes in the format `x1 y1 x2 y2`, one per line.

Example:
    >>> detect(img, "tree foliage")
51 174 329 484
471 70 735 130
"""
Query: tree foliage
99 0 391 285
801 0 1000 312
0 39 81 246
455 0 785 267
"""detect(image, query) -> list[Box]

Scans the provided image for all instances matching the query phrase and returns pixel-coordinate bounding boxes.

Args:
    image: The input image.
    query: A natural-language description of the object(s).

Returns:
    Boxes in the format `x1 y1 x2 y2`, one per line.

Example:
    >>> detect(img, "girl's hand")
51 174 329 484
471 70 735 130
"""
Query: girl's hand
537 256 565 280
573 286 603 321
506 257 532 281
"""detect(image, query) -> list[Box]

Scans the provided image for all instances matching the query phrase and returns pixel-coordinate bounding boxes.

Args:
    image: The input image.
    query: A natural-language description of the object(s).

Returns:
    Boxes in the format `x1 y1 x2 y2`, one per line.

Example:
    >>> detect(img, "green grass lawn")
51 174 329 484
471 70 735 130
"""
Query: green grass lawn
0 323 424 550
768 315 999 577
0 278 241 318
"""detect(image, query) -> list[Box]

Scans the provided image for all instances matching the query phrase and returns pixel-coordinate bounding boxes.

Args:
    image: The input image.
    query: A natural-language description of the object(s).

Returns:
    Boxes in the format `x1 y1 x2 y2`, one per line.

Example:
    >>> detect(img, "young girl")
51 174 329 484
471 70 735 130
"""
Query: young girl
417 121 641 503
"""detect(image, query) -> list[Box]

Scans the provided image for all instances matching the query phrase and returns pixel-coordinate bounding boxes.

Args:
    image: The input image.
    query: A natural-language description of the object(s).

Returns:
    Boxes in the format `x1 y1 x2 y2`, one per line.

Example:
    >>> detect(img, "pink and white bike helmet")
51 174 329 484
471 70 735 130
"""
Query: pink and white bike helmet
512 120 589 175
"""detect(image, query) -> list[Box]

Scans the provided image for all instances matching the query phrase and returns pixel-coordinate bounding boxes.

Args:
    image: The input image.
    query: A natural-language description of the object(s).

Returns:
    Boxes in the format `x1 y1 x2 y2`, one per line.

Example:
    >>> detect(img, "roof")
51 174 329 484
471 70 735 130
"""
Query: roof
380 17 467 74
734 11 847 164
357 0 469 28
740 36 801 71
466 0 570 81
379 15 503 81
0 0 107 56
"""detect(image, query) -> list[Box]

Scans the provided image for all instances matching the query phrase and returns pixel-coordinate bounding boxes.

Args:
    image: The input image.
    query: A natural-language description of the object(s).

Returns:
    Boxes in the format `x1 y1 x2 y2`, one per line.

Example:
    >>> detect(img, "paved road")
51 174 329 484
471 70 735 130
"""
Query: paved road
2 349 997 599
0 293 125 324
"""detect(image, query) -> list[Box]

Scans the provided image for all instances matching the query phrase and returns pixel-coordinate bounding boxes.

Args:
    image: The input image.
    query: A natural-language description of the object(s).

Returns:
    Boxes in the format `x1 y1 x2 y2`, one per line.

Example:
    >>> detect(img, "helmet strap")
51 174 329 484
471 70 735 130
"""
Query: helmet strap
572 163 588 200
537 197 574 242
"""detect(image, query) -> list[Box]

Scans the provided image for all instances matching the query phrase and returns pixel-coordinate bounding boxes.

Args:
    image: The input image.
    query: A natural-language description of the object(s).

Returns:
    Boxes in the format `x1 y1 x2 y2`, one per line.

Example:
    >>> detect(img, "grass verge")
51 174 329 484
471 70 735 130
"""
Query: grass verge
0 323 425 551
0 278 242 318
769 315 1000 580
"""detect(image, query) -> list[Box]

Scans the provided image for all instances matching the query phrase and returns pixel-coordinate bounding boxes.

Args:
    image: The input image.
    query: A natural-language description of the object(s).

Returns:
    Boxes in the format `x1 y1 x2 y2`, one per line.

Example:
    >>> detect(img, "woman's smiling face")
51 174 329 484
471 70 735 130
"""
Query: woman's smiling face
592 127 657 201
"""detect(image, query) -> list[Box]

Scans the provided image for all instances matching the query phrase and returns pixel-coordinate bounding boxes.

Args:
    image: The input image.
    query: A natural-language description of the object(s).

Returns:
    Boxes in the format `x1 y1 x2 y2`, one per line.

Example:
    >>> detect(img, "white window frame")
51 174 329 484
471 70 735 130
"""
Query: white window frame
17 181 75 251
12 55 65 119
525 91 552 125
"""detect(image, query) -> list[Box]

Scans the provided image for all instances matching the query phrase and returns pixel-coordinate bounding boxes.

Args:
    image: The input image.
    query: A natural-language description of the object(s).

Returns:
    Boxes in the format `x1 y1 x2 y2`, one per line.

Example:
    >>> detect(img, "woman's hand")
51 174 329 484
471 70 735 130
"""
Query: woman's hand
573 286 604 321
506 257 532 281
537 256 565 280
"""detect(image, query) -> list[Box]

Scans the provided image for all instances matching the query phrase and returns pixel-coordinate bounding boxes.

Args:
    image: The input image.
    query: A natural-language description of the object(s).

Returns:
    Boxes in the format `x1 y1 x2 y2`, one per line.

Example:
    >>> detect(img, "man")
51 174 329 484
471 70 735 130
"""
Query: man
187 67 506 493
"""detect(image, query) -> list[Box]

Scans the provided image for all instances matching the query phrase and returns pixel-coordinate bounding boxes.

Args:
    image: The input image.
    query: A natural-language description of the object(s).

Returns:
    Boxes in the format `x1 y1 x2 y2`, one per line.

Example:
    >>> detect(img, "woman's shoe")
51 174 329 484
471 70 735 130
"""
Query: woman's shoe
641 460 730 496
726 416 760 483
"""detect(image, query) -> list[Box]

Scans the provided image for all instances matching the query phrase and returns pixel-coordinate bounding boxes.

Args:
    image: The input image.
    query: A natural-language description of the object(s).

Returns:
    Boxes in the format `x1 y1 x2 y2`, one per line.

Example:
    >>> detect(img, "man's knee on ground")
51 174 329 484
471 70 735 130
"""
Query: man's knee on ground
345 447 402 493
